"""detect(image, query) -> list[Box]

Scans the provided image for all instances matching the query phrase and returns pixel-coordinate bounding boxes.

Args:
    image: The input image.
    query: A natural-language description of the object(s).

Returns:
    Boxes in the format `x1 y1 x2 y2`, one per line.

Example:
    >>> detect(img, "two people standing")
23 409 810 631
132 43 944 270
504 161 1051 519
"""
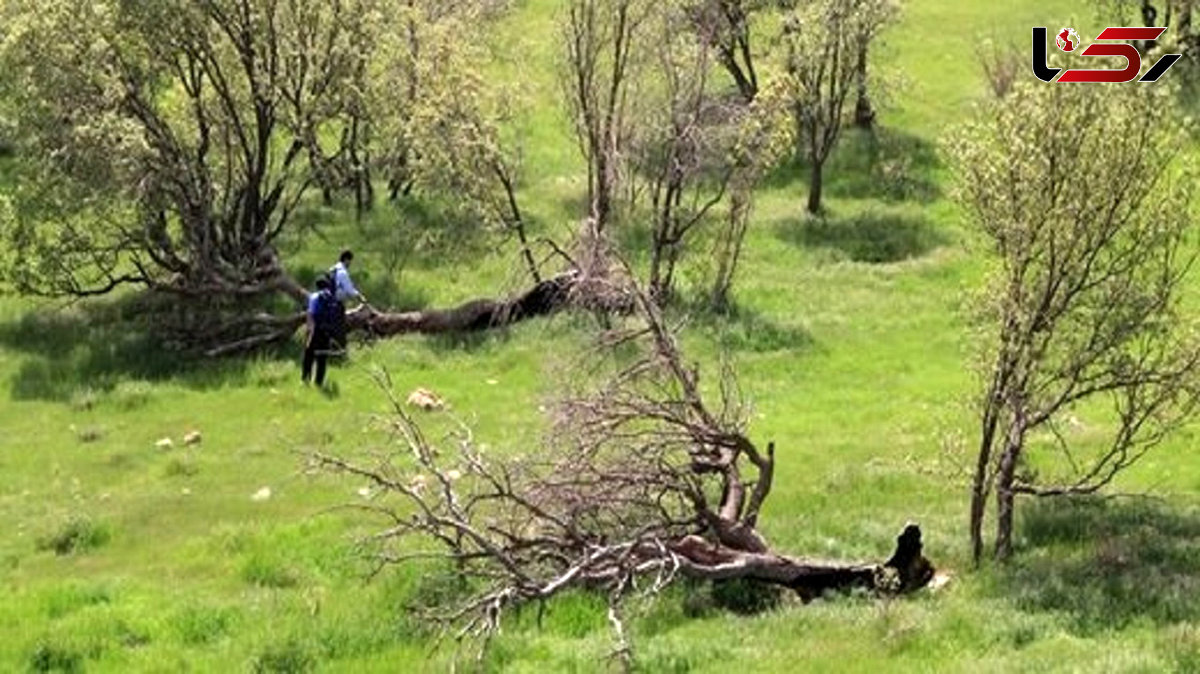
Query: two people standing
302 250 368 387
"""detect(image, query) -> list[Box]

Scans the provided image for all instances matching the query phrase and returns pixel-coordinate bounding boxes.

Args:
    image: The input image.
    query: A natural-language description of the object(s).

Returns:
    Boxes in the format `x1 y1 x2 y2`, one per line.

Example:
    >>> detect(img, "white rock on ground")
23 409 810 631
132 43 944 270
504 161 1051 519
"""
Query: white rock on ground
251 486 272 502
406 388 446 411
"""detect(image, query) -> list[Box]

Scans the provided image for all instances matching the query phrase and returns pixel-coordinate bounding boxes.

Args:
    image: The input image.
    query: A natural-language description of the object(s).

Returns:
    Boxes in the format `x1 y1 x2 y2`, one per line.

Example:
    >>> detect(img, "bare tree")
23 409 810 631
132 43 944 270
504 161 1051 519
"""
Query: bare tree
313 277 935 666
563 0 654 232
686 0 763 102
950 81 1200 563
637 8 735 302
977 40 1023 99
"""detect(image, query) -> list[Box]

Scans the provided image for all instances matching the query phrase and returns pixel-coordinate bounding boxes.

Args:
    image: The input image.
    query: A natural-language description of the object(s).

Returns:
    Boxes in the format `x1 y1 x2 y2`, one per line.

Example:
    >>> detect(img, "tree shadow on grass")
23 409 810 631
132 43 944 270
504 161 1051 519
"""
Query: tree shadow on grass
766 127 942 204
777 210 946 263
996 496 1200 634
0 294 294 403
678 296 814 355
421 328 514 355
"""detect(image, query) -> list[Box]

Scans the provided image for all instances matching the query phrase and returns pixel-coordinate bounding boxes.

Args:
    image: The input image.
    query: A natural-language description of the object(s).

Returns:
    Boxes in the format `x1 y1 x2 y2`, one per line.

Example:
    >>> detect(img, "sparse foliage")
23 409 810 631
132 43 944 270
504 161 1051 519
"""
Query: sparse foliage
978 40 1023 99
563 0 655 232
372 1 539 281
783 0 895 214
851 0 899 129
950 81 1200 562
709 82 792 311
685 0 764 102
636 6 736 302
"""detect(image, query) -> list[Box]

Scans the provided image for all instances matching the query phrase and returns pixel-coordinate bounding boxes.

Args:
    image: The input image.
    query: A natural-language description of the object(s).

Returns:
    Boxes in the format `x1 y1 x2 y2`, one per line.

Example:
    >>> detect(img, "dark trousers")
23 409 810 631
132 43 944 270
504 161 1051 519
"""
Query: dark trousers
330 303 347 353
302 330 331 386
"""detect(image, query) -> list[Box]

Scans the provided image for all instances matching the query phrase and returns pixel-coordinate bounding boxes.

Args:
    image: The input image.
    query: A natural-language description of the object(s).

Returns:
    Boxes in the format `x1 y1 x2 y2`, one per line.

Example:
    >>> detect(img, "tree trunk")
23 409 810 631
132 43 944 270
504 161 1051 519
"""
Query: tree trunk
496 165 540 285
671 523 933 601
205 273 584 357
970 402 1001 565
348 272 579 336
853 43 875 130
807 161 824 214
993 428 1023 561
648 235 666 302
722 53 757 103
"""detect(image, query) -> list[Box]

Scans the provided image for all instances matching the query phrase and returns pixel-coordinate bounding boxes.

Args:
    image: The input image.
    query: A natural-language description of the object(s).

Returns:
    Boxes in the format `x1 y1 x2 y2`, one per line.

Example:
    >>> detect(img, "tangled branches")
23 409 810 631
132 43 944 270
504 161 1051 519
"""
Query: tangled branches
312 283 933 667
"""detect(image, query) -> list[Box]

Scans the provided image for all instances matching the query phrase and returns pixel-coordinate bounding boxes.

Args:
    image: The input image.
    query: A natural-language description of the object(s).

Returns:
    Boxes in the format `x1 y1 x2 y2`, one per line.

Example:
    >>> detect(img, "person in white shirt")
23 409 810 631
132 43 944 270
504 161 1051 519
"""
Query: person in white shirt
330 249 367 305
325 249 366 354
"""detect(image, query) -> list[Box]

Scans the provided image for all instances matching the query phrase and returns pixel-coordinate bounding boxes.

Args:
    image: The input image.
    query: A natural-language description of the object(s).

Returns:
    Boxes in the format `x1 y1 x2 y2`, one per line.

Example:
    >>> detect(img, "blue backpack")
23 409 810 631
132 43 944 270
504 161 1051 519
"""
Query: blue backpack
312 289 341 332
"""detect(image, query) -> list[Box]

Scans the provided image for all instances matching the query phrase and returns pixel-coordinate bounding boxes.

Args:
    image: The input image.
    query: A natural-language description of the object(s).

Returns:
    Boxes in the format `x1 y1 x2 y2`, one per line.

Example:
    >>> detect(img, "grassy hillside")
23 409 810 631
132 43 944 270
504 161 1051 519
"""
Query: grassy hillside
6 0 1200 672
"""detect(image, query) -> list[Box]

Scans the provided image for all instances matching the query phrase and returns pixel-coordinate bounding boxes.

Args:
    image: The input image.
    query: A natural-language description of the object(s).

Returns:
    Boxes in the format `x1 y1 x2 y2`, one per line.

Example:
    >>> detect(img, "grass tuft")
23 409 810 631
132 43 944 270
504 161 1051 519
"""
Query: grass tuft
36 518 112 556
252 639 317 674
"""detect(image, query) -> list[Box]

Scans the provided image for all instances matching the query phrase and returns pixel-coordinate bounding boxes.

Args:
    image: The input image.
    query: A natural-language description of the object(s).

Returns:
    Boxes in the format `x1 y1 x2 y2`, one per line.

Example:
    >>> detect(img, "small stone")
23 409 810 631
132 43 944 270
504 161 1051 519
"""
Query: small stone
251 486 272 502
929 572 953 592
406 388 445 411
181 488 192 496
408 474 427 492
183 430 202 446
446 469 462 481
155 437 174 449
486 379 499 385
357 486 372 498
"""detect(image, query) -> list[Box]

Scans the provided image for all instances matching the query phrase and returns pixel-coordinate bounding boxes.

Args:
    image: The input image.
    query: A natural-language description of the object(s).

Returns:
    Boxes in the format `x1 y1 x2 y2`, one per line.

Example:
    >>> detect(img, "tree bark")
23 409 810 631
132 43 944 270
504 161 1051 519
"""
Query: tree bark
205 273 582 356
853 43 875 130
970 397 1002 565
348 272 578 336
807 161 824 214
993 428 1023 561
670 523 933 601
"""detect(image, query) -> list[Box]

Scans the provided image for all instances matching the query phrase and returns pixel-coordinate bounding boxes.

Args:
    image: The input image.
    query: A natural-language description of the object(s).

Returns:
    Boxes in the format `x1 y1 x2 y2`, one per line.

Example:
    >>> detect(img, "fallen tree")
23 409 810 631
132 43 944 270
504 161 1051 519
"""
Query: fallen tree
202 270 589 356
313 280 934 667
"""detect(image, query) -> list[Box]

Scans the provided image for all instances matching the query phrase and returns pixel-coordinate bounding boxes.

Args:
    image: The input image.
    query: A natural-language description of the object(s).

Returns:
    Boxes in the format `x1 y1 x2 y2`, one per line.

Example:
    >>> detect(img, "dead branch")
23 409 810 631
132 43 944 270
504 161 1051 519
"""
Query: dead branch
312 277 935 662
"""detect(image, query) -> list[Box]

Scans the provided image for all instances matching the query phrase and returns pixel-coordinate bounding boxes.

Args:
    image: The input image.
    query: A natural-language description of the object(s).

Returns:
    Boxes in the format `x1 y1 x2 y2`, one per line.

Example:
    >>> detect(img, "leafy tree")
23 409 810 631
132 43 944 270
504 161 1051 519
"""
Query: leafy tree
0 0 377 299
369 0 539 281
782 0 893 214
850 0 899 129
0 0 562 352
709 82 791 311
950 81 1200 562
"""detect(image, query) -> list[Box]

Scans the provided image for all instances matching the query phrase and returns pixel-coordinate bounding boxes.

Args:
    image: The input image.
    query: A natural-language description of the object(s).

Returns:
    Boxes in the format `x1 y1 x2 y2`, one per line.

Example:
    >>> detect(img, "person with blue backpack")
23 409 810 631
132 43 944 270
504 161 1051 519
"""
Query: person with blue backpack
302 276 340 387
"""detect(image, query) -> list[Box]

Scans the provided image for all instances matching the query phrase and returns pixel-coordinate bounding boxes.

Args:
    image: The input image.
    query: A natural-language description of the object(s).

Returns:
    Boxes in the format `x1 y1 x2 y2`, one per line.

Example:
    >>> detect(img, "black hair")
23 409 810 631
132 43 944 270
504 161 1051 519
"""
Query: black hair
315 276 332 290
340 249 354 263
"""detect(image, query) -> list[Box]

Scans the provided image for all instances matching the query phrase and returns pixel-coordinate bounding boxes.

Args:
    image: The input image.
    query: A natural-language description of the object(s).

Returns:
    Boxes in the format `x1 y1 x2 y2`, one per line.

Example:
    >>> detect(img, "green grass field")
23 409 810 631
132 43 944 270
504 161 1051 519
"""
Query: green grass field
6 0 1200 671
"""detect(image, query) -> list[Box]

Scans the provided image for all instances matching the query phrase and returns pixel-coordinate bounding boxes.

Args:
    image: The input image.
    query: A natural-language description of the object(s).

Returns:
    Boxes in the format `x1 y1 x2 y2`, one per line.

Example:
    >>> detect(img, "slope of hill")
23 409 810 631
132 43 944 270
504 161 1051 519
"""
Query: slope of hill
5 1 1200 672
